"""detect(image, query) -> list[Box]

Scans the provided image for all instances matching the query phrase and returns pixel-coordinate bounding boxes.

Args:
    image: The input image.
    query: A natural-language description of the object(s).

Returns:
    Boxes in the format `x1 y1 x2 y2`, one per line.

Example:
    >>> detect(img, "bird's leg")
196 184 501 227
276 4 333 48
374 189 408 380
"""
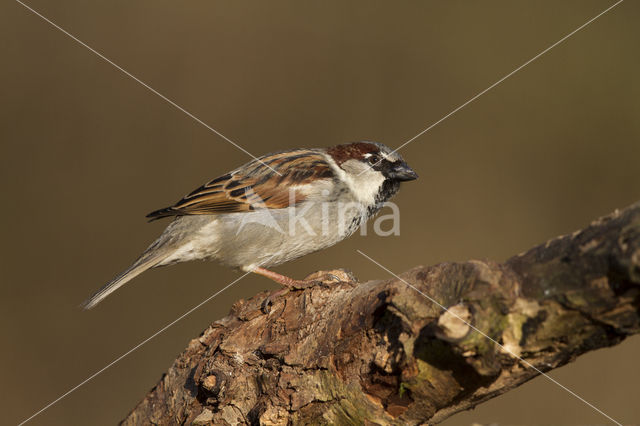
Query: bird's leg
252 267 316 289
252 267 302 313
253 267 349 313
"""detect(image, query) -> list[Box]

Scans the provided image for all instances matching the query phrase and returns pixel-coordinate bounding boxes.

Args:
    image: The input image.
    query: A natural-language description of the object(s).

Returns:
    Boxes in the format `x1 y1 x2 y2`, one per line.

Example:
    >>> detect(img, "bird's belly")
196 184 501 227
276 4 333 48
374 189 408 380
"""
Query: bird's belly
158 203 368 270
213 206 364 270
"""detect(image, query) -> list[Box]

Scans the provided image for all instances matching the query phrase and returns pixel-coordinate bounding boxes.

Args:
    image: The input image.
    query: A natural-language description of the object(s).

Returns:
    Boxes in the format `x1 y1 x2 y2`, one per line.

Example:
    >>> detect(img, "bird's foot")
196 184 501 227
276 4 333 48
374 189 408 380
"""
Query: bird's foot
261 287 290 313
301 268 356 288
259 268 357 313
252 267 355 289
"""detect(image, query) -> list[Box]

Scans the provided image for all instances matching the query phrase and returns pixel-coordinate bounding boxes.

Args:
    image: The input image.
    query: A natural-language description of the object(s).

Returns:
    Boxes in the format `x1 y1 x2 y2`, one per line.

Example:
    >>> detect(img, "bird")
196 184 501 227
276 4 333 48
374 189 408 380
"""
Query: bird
82 141 418 309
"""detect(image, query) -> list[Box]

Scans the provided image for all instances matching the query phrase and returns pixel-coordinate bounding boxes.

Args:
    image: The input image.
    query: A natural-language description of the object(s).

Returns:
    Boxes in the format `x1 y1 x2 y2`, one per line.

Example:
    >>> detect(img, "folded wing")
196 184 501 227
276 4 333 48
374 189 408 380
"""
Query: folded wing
146 150 335 220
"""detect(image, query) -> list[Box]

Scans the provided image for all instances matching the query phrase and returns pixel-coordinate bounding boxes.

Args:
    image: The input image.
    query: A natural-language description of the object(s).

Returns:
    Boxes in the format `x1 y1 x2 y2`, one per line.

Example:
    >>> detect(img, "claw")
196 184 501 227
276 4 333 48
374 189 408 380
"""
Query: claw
261 287 289 313
257 268 357 314
303 269 356 285
324 273 341 282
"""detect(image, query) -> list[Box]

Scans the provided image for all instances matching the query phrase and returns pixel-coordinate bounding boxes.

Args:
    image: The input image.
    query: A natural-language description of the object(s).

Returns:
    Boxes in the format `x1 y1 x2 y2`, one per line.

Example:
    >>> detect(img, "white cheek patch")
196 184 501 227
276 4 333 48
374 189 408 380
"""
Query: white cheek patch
349 170 385 203
325 155 384 204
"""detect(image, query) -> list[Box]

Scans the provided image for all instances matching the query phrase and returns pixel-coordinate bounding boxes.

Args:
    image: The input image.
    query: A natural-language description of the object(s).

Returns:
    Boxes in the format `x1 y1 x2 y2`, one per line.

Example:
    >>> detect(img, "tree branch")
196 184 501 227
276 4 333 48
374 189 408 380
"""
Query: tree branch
122 202 640 425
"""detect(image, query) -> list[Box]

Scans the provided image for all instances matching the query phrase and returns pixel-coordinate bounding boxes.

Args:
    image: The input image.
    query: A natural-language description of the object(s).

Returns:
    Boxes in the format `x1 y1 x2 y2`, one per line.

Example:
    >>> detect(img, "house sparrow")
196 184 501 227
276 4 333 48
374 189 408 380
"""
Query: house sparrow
82 141 417 309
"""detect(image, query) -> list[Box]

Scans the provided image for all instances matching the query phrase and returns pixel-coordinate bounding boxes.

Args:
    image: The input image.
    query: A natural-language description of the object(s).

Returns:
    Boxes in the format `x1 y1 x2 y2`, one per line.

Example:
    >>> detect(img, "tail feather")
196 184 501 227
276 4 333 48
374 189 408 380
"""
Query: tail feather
81 253 167 310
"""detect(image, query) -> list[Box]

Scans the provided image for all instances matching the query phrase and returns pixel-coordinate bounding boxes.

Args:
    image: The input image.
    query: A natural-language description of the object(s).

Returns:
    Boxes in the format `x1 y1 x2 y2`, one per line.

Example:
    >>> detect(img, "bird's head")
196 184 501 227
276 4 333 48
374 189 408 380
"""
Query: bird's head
326 141 418 204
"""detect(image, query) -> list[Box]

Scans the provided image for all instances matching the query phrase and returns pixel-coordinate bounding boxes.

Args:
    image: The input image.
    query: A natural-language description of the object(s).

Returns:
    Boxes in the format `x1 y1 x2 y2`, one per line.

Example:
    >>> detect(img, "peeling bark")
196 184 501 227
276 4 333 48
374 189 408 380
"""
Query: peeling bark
122 202 640 425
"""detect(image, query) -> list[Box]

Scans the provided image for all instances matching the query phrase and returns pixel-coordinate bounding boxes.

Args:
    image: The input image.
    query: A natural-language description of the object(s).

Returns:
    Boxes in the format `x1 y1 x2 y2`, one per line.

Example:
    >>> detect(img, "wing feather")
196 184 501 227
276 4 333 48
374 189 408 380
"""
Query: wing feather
146 150 334 220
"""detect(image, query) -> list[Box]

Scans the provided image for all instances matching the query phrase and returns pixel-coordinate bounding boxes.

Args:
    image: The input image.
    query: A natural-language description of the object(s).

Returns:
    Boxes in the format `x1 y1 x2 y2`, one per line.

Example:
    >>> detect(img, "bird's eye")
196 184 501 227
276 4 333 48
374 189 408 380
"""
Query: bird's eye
367 154 380 166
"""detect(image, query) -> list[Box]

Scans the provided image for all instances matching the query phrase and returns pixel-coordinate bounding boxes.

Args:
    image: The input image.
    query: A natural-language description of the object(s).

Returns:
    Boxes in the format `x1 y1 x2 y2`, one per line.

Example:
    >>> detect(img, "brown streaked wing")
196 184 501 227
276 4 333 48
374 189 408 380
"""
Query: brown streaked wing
146 150 334 220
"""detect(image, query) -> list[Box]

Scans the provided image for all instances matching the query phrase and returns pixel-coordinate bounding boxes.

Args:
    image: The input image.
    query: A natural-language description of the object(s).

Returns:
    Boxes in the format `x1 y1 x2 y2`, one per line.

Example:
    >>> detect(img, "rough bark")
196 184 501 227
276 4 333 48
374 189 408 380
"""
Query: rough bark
122 202 640 425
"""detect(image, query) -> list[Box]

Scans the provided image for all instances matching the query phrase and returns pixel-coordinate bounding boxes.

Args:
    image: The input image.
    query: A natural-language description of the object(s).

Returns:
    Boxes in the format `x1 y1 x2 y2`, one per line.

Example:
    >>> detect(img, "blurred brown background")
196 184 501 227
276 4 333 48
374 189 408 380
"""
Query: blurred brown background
2 0 639 424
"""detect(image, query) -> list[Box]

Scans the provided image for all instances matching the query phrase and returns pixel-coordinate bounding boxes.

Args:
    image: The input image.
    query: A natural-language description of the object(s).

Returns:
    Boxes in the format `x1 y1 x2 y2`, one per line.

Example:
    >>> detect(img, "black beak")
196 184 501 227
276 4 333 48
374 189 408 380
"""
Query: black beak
388 162 418 181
